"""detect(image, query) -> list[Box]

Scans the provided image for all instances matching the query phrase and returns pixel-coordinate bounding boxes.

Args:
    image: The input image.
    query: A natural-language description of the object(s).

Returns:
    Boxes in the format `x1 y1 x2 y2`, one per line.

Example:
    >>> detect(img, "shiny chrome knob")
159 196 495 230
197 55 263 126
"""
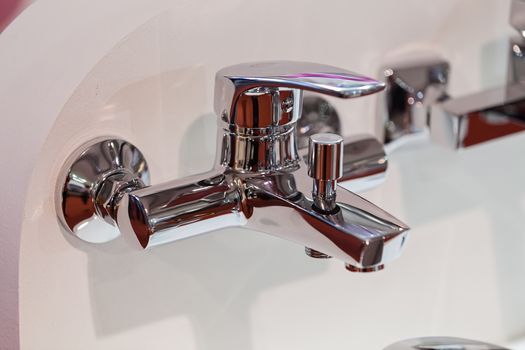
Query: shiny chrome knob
304 133 344 259
307 133 344 213
308 133 344 180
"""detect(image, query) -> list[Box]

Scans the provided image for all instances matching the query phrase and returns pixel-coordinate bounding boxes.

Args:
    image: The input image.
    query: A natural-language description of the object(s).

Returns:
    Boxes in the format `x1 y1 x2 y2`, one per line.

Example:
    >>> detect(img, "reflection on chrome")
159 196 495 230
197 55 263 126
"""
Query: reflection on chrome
431 84 525 148
427 0 525 148
58 61 409 272
296 95 389 192
380 1 525 149
377 56 449 144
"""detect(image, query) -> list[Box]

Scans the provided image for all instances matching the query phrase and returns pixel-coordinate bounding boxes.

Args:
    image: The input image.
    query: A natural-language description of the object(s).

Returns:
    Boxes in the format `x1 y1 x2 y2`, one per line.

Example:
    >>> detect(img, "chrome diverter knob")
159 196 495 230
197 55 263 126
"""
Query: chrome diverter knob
308 133 344 213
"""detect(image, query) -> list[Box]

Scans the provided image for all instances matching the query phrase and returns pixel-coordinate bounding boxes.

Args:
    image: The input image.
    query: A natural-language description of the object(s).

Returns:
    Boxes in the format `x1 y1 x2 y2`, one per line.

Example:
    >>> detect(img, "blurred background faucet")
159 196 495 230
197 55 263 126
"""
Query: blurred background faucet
379 0 525 149
377 56 449 145
296 94 389 193
430 0 525 149
509 0 525 84
57 61 410 273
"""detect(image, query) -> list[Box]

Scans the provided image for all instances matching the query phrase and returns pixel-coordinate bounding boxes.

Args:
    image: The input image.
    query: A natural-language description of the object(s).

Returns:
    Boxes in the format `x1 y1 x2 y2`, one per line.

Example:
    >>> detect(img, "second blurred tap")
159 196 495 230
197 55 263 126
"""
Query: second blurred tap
378 0 525 150
297 95 388 193
377 55 450 145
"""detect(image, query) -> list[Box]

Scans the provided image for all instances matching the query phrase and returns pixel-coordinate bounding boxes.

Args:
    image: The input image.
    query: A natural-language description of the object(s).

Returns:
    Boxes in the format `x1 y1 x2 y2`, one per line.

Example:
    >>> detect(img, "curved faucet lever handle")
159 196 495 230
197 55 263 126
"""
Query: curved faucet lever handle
214 61 385 128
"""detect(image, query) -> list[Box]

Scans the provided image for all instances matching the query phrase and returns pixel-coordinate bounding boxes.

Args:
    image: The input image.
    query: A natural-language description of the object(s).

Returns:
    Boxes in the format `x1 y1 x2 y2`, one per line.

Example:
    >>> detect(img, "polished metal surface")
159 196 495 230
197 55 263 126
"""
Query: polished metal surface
431 83 525 148
297 96 388 192
392 3 525 149
308 133 343 213
384 337 509 350
215 61 384 173
337 135 388 184
116 161 409 270
56 138 149 243
58 61 409 272
509 37 525 84
383 53 525 148
378 57 449 143
308 133 344 181
510 0 525 84
304 247 332 259
301 134 388 192
215 61 386 128
297 95 341 149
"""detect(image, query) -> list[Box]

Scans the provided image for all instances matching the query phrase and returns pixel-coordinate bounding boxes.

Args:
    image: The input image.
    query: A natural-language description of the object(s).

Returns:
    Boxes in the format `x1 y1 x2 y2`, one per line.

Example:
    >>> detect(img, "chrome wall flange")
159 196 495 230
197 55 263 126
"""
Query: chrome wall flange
56 138 150 243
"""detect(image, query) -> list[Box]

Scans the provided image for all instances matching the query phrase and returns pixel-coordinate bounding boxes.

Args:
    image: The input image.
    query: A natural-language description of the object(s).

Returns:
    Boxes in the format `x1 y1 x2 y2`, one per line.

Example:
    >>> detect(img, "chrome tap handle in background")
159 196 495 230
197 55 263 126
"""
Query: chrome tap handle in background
297 95 389 193
509 0 525 84
378 57 450 144
380 48 525 149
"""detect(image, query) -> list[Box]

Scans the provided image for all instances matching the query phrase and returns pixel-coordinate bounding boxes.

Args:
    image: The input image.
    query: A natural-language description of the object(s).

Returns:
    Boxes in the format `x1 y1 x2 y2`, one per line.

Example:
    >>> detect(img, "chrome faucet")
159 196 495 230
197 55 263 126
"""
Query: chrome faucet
377 57 450 144
57 61 409 272
428 0 525 149
379 0 525 149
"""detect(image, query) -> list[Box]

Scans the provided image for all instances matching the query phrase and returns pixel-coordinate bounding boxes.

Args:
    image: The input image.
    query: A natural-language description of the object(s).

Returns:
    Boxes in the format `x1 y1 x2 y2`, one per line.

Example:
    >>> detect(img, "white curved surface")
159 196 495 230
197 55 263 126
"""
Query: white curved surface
0 0 174 347
0 0 519 349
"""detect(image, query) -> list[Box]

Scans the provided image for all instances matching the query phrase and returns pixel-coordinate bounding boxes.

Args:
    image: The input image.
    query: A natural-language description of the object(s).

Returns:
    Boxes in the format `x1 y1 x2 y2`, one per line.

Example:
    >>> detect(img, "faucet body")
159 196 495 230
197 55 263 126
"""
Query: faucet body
119 145 407 270
58 61 409 272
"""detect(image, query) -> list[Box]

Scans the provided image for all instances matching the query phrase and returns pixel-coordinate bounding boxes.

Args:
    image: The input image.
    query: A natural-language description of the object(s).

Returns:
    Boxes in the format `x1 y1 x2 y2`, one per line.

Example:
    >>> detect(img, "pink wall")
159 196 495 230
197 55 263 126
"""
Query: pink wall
1 0 32 32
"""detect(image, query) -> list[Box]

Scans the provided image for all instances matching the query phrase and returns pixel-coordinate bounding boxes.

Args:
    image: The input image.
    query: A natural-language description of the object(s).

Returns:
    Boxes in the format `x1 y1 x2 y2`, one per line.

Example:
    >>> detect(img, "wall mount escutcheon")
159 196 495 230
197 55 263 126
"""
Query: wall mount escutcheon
57 138 150 243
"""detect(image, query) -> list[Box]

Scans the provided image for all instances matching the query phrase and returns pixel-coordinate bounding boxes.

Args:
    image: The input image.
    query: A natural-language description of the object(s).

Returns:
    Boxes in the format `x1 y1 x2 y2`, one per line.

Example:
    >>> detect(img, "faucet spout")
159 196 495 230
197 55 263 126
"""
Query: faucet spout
117 163 408 271
244 165 409 271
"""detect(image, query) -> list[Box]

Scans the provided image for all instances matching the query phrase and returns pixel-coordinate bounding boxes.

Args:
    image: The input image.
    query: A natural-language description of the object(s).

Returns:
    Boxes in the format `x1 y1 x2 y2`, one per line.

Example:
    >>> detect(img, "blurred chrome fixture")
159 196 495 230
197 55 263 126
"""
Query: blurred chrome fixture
377 57 449 144
423 0 525 148
297 95 389 193
430 0 525 150
57 61 409 272
384 337 508 350
509 0 525 83
297 95 341 149
431 83 525 148
429 0 525 148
